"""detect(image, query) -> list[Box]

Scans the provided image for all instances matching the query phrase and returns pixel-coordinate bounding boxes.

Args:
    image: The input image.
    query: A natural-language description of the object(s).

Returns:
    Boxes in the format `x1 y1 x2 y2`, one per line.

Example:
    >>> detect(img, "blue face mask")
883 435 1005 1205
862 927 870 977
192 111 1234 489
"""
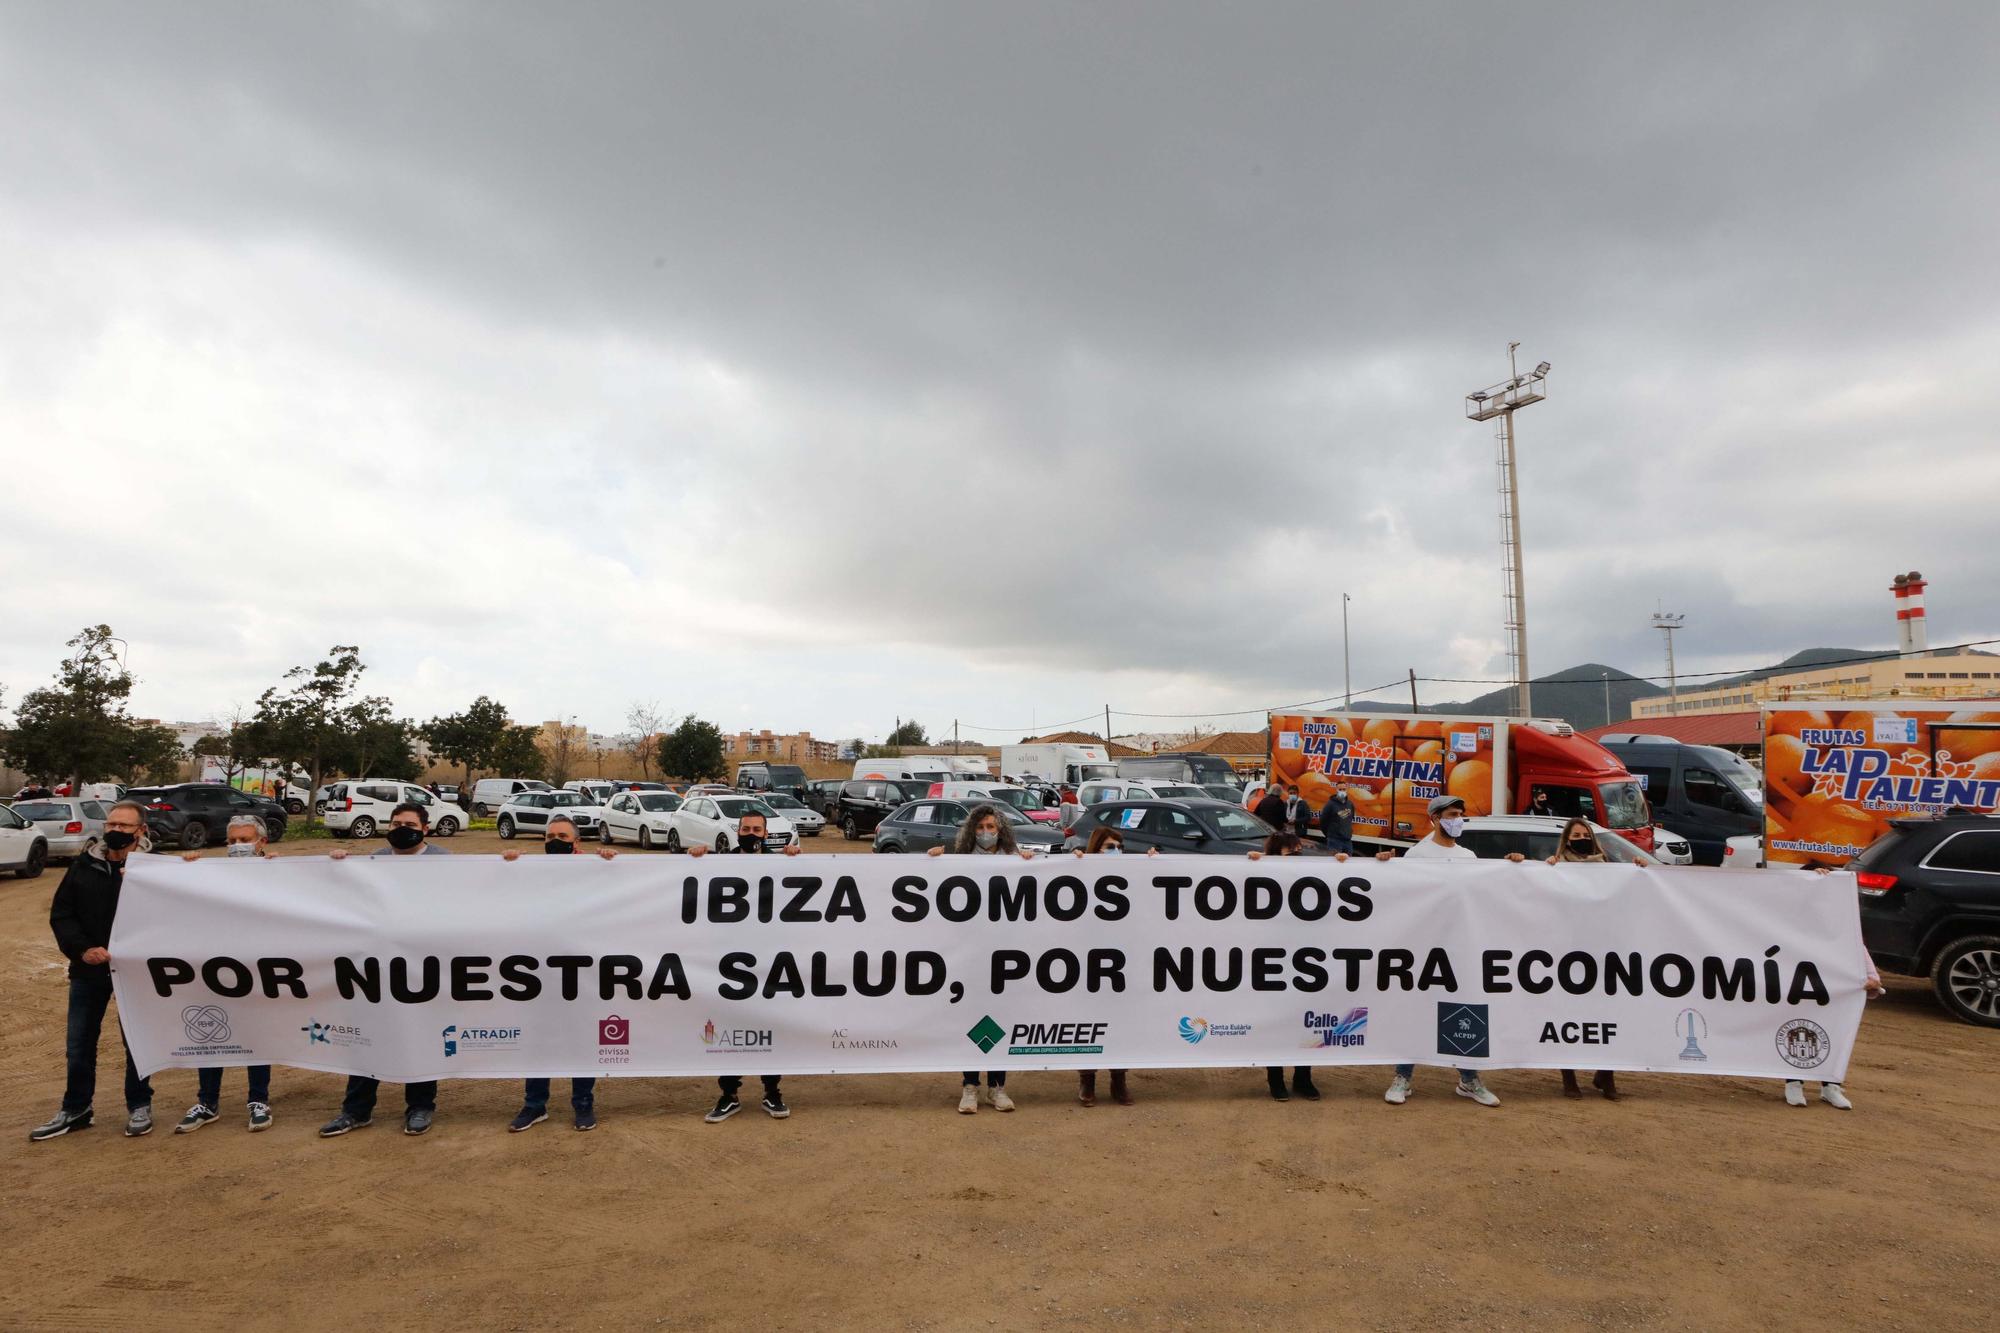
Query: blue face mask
1102 844 1123 855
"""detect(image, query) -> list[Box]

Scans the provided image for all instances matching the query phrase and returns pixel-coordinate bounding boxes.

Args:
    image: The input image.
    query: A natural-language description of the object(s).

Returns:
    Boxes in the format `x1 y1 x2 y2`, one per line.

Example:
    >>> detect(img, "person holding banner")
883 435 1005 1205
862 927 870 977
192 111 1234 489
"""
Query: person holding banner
505 815 613 1132
174 816 276 1132
1249 833 1321 1102
1076 826 1135 1107
930 805 1038 1113
1786 937 1885 1109
689 808 799 1123
30 801 157 1142
320 802 447 1138
1549 819 1620 1102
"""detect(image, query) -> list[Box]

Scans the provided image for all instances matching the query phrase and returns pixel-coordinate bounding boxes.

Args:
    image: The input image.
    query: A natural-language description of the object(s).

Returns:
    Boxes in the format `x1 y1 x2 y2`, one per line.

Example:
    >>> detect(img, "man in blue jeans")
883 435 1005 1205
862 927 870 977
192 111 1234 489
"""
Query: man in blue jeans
175 814 277 1132
505 815 613 1132
320 802 448 1138
31 801 157 1141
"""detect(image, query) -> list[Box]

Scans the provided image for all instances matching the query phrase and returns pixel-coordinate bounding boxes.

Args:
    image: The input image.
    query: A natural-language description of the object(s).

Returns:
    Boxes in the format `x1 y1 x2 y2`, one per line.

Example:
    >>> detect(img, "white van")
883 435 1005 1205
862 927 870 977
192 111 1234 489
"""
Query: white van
324 780 465 838
852 758 956 784
471 777 552 816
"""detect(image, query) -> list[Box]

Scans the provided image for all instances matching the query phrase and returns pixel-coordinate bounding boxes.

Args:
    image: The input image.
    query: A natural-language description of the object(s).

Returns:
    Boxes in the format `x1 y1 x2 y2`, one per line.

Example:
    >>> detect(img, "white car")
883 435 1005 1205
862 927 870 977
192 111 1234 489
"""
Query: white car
471 777 554 816
1648 828 1694 866
495 789 608 840
0 802 52 878
665 793 795 852
1723 834 1765 870
599 790 685 848
1450 815 1668 866
8 798 108 861
758 792 825 837
324 781 466 838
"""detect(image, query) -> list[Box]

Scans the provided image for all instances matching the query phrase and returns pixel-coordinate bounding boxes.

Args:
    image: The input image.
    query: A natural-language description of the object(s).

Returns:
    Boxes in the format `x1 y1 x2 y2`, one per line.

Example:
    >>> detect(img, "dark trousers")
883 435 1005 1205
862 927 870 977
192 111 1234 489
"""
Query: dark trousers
63 974 152 1114
718 1075 780 1098
961 1071 1007 1087
524 1077 597 1113
1326 834 1353 854
197 1065 272 1109
340 1076 438 1119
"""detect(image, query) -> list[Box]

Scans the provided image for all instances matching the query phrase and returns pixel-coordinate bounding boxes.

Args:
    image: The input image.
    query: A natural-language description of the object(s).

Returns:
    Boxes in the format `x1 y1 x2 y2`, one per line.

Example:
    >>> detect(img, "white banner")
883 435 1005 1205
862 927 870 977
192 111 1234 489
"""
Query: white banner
111 855 1868 1083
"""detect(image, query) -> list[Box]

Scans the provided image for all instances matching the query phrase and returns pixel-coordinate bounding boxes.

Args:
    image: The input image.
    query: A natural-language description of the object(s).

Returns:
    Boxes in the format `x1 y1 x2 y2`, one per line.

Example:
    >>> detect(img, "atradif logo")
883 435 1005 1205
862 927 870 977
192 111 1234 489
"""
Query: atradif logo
1675 1008 1709 1062
1179 1016 1210 1045
703 1020 773 1054
443 1023 524 1057
1776 1018 1831 1070
180 1004 231 1045
1437 1003 1490 1059
967 1015 1006 1054
1302 1007 1368 1050
442 1024 459 1058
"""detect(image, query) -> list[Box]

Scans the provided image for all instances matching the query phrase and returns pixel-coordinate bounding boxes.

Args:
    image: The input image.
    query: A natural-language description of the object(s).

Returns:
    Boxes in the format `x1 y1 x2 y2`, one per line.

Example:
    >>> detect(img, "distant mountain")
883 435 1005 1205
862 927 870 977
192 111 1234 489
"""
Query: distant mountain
1432 663 1664 728
1701 647 1893 690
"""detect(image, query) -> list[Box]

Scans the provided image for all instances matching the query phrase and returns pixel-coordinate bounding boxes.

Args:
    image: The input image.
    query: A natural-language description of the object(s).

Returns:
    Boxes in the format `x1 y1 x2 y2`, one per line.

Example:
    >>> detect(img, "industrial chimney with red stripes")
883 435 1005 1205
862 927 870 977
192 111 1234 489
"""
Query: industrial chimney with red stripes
1891 570 1929 657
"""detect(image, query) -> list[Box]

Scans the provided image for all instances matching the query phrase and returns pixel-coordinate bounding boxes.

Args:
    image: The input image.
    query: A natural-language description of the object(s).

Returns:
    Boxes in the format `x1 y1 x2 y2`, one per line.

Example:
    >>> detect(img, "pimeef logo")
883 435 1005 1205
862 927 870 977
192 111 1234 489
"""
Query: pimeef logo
967 1016 1006 1054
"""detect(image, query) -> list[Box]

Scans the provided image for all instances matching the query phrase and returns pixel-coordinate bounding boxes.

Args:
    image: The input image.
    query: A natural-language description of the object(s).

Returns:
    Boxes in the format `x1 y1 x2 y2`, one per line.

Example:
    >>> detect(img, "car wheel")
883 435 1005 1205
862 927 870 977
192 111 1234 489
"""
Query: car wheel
285 799 305 815
1932 934 2000 1027
16 841 47 879
715 834 729 852
498 816 516 840
474 803 490 817
665 828 681 852
601 822 615 845
264 817 285 843
181 821 210 851
313 800 327 817
877 841 899 854
638 826 653 850
435 816 460 837
842 817 859 841
349 815 376 839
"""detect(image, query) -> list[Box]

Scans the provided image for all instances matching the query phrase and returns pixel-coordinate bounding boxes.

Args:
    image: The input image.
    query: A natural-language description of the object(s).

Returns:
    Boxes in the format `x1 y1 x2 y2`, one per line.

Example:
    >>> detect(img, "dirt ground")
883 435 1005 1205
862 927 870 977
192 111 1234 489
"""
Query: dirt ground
2 839 1996 1331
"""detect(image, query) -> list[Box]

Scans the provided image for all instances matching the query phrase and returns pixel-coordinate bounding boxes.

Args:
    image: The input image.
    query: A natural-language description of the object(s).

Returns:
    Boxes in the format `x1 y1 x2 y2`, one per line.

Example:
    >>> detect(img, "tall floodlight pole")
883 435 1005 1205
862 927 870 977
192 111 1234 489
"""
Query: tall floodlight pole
1652 610 1686 715
1465 345 1551 718
1341 593 1352 709
1601 671 1611 728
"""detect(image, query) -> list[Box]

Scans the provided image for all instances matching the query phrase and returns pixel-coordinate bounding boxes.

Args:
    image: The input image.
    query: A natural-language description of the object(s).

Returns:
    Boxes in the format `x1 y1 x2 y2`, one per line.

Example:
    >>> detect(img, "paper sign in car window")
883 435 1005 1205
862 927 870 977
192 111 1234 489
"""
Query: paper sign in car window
1451 731 1479 753
1119 808 1146 829
1278 732 1301 751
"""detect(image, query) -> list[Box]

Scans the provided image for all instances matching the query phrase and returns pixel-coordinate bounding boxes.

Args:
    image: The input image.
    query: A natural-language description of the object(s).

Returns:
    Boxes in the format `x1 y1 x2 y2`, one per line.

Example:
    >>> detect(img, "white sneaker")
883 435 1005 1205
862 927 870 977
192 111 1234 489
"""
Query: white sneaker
1819 1083 1853 1111
990 1086 1016 1112
1455 1077 1500 1108
1784 1080 1807 1107
957 1085 978 1115
1383 1075 1411 1105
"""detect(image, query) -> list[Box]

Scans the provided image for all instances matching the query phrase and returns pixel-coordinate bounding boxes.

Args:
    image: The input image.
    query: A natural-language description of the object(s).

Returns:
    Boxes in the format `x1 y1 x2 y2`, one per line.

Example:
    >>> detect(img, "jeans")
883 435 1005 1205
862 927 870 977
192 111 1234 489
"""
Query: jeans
718 1075 780 1098
961 1071 1007 1087
1394 1064 1475 1084
340 1076 438 1119
197 1065 272 1109
1326 834 1354 855
524 1077 597 1113
63 975 152 1114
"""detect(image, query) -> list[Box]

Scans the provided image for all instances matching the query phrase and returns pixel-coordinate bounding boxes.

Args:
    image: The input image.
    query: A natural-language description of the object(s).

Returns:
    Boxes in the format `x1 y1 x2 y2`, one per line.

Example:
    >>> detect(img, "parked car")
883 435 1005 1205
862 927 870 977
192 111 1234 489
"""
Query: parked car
598 790 685 848
805 778 847 817
0 802 51 878
496 790 609 840
834 778 931 841
1076 778 1208 806
1063 799 1278 854
665 794 795 852
323 781 465 838
872 799 1066 855
436 783 468 810
736 762 809 797
759 791 825 837
8 798 108 861
126 784 288 850
1449 814 1666 866
1854 813 2000 1027
471 777 553 816
925 781 1062 823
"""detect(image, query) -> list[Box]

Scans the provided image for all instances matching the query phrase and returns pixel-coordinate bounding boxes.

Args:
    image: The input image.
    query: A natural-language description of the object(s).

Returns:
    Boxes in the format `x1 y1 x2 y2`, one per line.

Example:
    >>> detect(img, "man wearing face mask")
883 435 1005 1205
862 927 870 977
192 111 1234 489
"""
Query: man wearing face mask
688 808 800 1123
173 816 276 1133
1319 784 1355 855
32 801 157 1141
503 814 614 1131
320 803 448 1138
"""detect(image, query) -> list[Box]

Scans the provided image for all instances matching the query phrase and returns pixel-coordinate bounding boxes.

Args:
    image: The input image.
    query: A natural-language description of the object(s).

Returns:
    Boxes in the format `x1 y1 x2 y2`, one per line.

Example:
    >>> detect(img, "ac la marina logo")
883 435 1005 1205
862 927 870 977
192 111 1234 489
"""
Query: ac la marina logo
967 1015 1107 1056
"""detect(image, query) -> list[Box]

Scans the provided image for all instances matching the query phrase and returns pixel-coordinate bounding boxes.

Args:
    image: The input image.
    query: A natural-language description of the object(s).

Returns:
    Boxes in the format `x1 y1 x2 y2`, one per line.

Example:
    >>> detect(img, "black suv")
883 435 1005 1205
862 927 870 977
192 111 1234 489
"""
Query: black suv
1063 798 1282 854
1854 813 2000 1026
833 778 928 841
805 778 847 817
128 784 289 850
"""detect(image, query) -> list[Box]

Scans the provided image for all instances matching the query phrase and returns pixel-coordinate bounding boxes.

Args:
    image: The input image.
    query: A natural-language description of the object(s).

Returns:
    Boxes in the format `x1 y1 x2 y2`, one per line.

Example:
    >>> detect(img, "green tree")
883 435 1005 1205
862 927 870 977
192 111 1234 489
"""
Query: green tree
328 697 419 781
423 696 513 789
249 645 365 829
0 625 179 790
886 719 929 747
487 724 547 780
656 715 726 781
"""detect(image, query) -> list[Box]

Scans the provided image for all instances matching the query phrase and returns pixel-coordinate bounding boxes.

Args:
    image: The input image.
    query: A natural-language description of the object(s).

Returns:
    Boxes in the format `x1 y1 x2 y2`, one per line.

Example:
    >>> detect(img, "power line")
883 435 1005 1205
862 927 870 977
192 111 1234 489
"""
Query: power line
1411 636 2000 689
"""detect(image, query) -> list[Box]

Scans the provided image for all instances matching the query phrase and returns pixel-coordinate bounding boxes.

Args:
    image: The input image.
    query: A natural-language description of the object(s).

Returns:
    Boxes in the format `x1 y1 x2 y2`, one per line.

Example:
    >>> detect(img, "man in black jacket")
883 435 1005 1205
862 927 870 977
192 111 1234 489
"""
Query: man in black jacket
1252 783 1288 833
31 801 156 1141
1319 785 1356 855
688 810 800 1123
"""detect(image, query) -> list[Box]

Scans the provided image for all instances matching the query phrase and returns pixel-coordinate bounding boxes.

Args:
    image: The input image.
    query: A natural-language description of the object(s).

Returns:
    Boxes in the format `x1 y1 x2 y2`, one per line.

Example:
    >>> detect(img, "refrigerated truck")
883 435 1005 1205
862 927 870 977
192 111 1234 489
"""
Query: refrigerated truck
1760 701 2000 868
1266 711 1654 852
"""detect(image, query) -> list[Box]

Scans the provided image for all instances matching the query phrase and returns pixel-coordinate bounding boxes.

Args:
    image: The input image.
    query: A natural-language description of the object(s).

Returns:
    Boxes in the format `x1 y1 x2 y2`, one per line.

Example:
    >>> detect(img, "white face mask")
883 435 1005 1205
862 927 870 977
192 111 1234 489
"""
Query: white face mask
974 829 999 851
226 842 259 858
1102 844 1123 855
1440 816 1466 839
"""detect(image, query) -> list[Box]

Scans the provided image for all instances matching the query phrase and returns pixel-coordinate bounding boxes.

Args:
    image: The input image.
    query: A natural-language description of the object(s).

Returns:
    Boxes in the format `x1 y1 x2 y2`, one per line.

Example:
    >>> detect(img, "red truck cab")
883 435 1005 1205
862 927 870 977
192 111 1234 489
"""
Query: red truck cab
1510 725 1654 851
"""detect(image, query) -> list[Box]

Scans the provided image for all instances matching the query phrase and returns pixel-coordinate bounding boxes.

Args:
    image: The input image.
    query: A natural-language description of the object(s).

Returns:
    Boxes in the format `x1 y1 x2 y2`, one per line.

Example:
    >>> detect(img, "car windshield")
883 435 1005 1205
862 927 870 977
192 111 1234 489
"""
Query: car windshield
549 791 589 807
1208 807 1269 840
1596 780 1648 829
763 767 807 786
717 798 777 819
1155 785 1205 798
637 794 681 812
11 802 72 821
765 794 805 809
980 787 1035 812
1595 830 1661 866
1079 764 1119 782
1693 745 1763 803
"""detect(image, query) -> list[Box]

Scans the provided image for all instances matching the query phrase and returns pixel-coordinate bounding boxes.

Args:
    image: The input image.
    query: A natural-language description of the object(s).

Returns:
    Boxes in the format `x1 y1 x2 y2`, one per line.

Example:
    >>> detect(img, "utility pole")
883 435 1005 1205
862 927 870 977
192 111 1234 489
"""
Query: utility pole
1342 593 1352 709
1465 345 1551 718
1652 610 1686 715
953 719 959 756
1408 668 1419 711
1601 671 1611 729
1104 704 1112 746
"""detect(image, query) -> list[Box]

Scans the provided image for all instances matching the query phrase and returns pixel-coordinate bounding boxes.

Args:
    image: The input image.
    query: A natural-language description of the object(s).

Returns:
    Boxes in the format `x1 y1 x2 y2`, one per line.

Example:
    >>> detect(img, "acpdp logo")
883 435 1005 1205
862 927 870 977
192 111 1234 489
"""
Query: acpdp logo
966 1015 1006 1054
181 1004 231 1045
1437 1003 1490 1059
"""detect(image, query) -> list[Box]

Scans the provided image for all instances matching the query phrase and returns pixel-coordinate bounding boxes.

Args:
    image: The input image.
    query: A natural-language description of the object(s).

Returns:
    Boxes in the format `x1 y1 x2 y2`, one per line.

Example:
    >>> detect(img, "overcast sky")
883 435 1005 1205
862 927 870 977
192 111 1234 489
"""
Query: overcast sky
4 2 1997 741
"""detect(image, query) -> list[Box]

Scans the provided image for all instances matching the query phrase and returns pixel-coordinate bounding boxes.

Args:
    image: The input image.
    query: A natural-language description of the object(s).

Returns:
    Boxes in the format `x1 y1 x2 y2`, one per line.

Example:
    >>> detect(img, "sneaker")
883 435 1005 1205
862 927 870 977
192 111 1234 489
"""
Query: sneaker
248 1102 273 1132
1784 1080 1808 1107
990 1086 1016 1113
403 1108 435 1136
573 1106 597 1132
958 1084 979 1115
124 1106 154 1137
1819 1083 1853 1111
29 1108 92 1142
1292 1073 1321 1102
174 1104 219 1134
1383 1075 1412 1105
1455 1078 1500 1108
318 1112 371 1138
1267 1070 1290 1102
704 1094 741 1124
508 1108 547 1133
761 1093 790 1120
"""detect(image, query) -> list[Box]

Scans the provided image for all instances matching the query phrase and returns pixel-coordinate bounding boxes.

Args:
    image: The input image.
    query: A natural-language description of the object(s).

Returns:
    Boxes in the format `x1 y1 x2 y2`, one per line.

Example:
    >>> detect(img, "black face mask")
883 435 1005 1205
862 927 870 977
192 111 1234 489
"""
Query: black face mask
386 825 425 850
102 829 137 852
544 839 575 855
737 834 765 853
1568 839 1597 856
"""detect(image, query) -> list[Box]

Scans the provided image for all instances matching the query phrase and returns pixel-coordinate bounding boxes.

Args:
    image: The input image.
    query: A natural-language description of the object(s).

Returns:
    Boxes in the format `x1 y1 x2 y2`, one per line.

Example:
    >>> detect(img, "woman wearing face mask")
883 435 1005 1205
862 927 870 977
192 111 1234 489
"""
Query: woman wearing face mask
1247 833 1320 1102
929 805 1037 1113
503 815 613 1130
1073 827 1136 1106
1547 819 1619 1101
